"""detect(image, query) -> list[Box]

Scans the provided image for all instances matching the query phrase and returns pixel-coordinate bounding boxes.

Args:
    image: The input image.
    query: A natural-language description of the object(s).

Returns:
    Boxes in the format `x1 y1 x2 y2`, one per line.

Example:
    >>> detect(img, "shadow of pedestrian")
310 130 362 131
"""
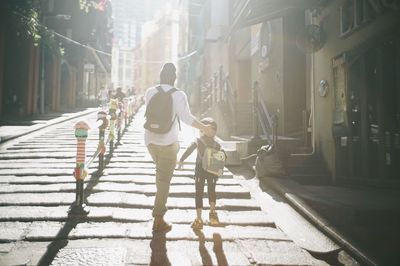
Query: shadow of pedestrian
193 229 213 265
213 233 228 266
150 231 171 266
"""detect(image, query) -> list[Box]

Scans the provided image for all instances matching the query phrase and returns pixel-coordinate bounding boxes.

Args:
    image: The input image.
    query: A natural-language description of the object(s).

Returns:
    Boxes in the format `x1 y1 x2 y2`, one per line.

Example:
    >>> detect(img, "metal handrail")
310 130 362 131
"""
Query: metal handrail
225 76 236 119
200 67 237 133
253 81 276 143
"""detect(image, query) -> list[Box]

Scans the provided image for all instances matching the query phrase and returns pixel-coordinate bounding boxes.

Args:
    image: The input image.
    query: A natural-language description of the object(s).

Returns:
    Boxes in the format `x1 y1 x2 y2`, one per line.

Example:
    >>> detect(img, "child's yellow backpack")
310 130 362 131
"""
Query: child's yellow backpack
198 138 226 176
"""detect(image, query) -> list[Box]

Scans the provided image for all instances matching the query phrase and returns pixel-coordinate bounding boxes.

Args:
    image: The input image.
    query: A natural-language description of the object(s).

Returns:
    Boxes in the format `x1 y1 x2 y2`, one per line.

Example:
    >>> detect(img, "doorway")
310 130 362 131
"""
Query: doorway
346 38 400 181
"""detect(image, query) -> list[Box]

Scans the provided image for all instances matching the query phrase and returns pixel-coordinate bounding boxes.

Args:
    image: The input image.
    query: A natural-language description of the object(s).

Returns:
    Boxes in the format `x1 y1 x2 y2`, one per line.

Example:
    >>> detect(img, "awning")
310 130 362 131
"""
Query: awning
230 0 321 33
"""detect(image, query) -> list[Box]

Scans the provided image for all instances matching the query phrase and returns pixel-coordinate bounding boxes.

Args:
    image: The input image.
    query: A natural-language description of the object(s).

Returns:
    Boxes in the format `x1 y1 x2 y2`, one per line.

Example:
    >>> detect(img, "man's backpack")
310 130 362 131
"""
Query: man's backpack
144 86 177 134
198 138 226 176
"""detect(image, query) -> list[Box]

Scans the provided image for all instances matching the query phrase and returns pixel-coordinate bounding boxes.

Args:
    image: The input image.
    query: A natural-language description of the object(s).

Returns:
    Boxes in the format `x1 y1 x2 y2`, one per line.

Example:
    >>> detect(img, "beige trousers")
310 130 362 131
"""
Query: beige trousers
147 142 179 217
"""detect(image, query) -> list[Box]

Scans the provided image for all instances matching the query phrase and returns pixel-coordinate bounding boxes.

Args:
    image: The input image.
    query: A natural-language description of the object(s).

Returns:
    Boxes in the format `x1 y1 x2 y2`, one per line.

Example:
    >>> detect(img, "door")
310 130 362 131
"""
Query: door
347 38 400 181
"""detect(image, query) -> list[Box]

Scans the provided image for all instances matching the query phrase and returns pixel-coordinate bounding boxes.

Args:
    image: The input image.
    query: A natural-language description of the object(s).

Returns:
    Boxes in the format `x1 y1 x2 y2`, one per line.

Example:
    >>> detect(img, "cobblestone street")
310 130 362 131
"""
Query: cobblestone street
0 107 356 265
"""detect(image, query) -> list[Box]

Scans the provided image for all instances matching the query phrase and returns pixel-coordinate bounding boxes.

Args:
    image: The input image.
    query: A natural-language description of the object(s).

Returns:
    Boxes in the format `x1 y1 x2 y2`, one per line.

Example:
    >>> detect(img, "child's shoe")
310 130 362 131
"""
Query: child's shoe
191 218 204 230
209 211 219 226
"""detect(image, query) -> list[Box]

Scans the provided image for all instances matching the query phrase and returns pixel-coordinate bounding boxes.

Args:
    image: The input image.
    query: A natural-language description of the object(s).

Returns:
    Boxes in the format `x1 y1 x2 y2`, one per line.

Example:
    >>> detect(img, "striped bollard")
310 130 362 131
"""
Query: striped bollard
128 98 134 123
69 121 90 216
97 111 108 173
123 98 129 127
109 98 117 155
117 101 123 144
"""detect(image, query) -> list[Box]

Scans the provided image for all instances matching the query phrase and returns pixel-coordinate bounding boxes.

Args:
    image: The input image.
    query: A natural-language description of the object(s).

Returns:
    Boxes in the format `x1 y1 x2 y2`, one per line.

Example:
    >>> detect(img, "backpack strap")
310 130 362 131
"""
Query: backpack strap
167 87 181 130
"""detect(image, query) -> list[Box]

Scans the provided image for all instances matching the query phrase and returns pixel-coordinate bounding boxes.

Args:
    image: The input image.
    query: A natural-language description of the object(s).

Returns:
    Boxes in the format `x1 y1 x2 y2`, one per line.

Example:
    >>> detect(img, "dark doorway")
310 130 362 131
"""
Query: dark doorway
346 37 400 182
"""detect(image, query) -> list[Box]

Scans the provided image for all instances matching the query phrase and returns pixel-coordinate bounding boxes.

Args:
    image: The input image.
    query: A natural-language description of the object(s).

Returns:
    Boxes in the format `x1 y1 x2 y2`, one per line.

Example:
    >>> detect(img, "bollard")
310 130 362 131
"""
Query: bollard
108 98 118 154
123 98 129 128
97 111 108 173
129 97 134 122
117 101 123 144
69 120 90 216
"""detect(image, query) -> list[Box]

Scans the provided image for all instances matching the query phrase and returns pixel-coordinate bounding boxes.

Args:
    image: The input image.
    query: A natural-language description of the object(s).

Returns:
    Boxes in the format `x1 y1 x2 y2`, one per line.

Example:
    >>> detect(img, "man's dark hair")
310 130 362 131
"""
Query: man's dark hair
160 63 176 86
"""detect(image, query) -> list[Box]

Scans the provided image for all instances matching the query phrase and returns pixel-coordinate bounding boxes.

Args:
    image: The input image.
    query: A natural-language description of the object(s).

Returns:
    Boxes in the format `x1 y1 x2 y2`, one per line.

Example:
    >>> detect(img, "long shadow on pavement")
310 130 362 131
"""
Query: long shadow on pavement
36 141 121 265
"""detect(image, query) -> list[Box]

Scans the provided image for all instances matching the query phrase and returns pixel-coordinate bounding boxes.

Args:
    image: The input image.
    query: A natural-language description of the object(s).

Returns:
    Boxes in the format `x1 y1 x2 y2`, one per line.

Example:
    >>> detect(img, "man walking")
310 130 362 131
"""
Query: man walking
144 63 215 232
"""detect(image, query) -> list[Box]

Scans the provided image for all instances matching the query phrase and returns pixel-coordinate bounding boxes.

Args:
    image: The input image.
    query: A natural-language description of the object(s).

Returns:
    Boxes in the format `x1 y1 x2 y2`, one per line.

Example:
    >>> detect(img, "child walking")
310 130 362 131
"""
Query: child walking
177 117 224 229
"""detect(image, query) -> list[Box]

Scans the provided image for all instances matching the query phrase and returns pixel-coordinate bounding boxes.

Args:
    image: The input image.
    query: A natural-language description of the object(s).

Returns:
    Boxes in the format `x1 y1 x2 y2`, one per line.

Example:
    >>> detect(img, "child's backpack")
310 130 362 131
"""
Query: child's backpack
144 86 177 134
198 138 226 176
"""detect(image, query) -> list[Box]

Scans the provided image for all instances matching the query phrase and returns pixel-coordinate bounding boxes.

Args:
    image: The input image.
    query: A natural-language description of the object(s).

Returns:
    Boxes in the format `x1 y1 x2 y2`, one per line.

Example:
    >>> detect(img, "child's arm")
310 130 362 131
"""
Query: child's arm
177 141 197 169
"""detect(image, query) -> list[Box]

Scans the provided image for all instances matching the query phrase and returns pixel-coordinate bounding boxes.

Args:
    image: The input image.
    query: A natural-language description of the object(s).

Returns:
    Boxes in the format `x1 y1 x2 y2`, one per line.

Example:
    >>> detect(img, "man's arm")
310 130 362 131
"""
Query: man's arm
175 92 216 137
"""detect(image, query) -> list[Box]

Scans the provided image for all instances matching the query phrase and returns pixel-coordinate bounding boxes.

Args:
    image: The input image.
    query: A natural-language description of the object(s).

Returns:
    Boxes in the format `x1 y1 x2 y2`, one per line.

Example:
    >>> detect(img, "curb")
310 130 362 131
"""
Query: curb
261 177 378 266
0 108 99 144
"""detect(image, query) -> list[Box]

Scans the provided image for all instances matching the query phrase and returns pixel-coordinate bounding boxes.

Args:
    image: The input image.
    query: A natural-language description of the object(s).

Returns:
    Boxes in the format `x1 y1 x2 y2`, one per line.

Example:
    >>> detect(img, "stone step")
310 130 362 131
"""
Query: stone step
0 183 250 199
0 192 260 211
0 221 281 243
0 205 263 222
0 174 239 185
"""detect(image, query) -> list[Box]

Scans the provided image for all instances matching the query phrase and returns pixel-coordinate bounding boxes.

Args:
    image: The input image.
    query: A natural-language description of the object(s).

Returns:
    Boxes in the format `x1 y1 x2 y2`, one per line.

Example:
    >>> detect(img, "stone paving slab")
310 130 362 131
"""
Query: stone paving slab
0 162 83 169
1 221 284 242
0 238 328 266
0 192 260 211
0 222 29 241
0 203 265 223
0 206 145 222
0 183 249 199
0 174 240 186
51 247 127 266
157 209 275 226
237 239 329 266
1 147 99 154
0 153 76 160
0 168 83 176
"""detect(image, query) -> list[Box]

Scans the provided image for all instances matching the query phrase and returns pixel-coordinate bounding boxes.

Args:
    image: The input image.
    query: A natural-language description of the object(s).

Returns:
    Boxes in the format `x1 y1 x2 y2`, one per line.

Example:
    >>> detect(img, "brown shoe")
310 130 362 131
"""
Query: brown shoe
152 216 172 232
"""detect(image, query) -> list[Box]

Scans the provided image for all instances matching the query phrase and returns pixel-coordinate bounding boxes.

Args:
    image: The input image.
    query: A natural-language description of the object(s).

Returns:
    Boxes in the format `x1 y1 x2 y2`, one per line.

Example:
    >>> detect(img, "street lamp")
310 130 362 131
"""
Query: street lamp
39 14 71 114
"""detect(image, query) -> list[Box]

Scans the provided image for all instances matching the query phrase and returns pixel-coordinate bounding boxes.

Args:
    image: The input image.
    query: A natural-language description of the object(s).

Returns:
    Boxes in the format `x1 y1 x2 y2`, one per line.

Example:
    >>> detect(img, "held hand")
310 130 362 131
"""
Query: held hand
176 161 184 170
203 124 216 137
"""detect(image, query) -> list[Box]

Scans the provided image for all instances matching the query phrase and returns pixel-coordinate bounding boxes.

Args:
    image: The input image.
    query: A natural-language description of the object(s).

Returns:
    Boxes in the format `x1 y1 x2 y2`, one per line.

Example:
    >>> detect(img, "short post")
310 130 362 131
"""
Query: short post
128 97 134 122
69 121 90 216
97 111 108 173
109 98 118 155
117 101 123 144
123 98 129 127
129 97 134 122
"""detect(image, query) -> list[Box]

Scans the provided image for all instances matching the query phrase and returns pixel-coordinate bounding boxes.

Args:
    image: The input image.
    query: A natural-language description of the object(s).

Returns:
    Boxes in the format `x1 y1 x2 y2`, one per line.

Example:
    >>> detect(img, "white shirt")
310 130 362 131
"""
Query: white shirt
144 84 195 146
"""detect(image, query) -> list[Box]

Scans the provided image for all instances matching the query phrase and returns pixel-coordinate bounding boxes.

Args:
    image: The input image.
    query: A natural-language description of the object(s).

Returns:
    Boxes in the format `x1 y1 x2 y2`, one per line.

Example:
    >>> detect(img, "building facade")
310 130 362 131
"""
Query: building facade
135 7 180 92
182 0 399 187
0 0 113 116
311 0 400 185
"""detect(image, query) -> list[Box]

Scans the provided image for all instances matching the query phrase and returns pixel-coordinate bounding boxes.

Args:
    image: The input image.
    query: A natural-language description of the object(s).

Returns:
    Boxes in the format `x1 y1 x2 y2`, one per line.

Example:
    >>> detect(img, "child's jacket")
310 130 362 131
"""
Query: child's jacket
179 136 222 178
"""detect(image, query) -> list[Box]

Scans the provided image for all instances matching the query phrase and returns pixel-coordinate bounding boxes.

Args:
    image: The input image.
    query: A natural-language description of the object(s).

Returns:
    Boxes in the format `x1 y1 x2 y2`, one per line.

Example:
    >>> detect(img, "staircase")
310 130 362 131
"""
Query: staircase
235 103 253 136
